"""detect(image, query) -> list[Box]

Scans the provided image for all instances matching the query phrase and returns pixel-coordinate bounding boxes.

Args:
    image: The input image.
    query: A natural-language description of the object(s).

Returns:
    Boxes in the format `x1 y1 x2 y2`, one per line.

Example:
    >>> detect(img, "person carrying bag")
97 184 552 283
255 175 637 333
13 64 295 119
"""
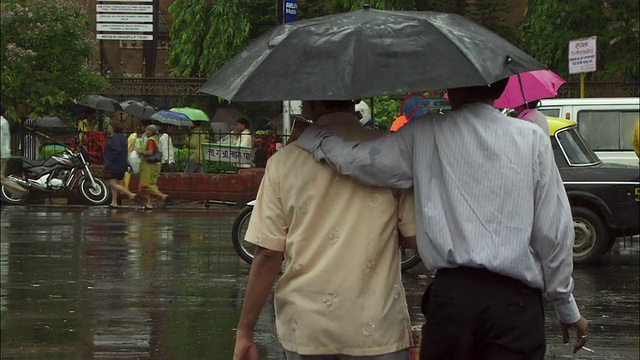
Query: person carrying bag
134 125 168 209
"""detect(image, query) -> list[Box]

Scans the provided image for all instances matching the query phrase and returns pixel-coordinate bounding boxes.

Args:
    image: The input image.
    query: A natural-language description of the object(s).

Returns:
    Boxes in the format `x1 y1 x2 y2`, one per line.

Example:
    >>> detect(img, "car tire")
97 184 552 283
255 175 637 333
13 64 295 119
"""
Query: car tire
572 207 609 265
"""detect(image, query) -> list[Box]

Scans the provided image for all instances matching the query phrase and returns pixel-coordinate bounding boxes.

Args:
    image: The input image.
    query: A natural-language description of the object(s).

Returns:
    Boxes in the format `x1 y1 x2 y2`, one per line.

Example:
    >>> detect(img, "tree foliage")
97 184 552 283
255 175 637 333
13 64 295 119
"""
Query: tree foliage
168 0 346 78
0 0 108 121
520 0 639 82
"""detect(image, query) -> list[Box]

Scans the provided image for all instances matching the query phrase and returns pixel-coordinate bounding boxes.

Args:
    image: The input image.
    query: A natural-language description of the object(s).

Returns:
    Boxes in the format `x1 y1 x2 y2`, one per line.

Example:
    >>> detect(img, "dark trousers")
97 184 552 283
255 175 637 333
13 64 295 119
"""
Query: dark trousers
420 267 545 360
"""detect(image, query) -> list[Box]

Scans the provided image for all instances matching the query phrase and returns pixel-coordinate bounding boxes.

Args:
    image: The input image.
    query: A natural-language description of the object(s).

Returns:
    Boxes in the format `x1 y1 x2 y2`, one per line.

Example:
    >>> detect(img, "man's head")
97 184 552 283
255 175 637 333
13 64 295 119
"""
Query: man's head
235 117 250 132
447 78 509 111
301 101 356 122
515 99 541 113
193 120 208 129
84 108 97 121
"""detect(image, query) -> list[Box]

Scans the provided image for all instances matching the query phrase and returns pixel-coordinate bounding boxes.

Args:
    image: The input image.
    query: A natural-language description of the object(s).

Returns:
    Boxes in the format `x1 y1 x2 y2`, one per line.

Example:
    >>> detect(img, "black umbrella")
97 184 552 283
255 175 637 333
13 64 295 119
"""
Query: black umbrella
26 116 65 128
199 8 545 101
120 100 157 120
81 95 123 112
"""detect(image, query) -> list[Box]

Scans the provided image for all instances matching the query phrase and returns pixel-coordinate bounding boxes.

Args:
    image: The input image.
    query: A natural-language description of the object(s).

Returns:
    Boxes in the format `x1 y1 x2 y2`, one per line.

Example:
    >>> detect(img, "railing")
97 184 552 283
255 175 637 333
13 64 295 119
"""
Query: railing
9 125 286 173
103 77 207 97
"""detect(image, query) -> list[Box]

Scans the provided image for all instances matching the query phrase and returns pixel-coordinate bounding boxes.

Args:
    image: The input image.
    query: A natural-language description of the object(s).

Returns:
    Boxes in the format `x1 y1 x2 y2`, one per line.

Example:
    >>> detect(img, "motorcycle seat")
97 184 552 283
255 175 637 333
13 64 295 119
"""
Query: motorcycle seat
22 158 47 167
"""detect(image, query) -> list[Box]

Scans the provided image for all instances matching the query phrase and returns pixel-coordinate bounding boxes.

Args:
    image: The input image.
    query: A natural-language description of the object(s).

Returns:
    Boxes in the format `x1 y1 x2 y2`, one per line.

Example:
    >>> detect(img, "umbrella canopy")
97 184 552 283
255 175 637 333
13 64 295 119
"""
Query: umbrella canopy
150 110 194 127
212 108 245 126
493 70 566 109
81 95 123 112
170 107 210 122
199 8 544 101
120 100 157 120
26 116 65 128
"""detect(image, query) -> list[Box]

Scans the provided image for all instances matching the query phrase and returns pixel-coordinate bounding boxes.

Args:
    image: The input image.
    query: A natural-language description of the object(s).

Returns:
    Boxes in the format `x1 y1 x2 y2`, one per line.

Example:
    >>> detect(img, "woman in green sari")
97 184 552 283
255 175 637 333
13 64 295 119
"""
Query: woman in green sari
135 125 168 209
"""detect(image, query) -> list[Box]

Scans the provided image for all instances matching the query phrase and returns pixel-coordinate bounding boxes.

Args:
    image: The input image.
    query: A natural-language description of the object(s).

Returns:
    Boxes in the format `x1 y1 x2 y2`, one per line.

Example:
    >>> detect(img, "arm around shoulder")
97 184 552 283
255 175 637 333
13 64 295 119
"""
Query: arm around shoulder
296 123 416 189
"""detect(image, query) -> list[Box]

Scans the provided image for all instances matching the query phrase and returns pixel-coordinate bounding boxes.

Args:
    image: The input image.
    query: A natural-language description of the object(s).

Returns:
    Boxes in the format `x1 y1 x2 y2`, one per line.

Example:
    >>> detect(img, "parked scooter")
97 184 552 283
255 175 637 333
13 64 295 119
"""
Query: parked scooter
231 200 422 270
0 146 110 205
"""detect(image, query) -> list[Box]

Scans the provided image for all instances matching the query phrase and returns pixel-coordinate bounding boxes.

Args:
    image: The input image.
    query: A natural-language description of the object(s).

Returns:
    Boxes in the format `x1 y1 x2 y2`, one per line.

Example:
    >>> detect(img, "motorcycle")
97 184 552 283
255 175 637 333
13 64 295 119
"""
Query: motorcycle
0 146 111 206
231 200 422 271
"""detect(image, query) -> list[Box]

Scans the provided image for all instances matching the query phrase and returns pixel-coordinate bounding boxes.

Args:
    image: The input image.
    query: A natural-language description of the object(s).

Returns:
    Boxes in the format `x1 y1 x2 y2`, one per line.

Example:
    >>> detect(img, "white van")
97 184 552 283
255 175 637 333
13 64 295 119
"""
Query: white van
538 97 639 165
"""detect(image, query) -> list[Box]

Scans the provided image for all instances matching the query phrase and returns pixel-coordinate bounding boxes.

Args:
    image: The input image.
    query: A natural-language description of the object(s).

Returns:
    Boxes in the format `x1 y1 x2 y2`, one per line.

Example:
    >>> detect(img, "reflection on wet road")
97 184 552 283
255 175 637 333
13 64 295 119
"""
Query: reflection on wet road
1 207 638 359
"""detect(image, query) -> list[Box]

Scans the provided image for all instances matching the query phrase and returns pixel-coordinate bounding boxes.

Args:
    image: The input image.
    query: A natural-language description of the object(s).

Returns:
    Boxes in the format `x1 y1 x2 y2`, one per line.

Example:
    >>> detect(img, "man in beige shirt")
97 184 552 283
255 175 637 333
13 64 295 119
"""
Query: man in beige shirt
233 100 416 360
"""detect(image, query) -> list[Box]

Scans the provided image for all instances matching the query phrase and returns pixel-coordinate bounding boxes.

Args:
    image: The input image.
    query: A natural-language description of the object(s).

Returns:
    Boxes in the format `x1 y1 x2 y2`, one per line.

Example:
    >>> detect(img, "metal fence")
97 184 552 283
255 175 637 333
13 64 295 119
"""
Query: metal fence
8 124 288 173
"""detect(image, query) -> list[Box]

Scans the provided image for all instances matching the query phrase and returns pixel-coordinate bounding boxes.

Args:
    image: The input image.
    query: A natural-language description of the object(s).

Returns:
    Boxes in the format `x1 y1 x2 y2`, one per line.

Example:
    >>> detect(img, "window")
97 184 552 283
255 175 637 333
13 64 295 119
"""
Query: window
577 110 639 151
539 108 560 118
556 128 600 166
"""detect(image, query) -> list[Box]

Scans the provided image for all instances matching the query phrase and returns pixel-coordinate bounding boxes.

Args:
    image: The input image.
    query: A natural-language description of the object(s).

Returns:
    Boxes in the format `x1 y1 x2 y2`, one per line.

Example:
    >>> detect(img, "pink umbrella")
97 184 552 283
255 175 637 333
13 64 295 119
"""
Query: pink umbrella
442 70 565 109
493 69 565 109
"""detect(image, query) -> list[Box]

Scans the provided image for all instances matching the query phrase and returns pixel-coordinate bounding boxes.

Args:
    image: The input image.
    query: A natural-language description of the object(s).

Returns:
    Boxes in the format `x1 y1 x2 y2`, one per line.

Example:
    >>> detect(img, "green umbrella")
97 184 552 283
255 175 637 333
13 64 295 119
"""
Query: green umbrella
170 107 210 122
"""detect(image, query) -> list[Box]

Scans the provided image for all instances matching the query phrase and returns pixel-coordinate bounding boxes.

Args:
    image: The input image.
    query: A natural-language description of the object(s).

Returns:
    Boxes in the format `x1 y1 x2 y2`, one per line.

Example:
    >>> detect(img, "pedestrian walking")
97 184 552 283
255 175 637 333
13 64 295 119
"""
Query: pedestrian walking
185 120 208 173
234 100 416 360
297 80 589 358
159 124 176 172
515 100 550 135
1 106 27 195
124 120 148 190
104 120 136 209
135 125 168 210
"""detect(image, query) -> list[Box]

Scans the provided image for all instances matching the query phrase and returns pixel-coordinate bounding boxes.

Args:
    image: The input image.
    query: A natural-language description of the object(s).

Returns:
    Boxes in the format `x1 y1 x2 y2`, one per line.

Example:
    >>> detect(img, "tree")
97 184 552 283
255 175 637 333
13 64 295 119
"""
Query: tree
520 0 639 82
0 0 108 122
168 0 345 78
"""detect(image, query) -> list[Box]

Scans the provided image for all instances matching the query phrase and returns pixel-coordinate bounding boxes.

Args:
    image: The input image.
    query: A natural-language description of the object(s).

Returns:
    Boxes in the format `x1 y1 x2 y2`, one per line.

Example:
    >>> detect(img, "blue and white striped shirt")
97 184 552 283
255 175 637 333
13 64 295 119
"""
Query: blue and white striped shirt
297 103 581 324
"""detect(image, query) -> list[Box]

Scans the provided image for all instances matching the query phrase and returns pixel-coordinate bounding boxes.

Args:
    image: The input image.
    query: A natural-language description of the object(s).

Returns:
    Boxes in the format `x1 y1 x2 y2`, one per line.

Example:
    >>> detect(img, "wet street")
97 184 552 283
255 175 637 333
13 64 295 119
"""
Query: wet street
0 207 638 359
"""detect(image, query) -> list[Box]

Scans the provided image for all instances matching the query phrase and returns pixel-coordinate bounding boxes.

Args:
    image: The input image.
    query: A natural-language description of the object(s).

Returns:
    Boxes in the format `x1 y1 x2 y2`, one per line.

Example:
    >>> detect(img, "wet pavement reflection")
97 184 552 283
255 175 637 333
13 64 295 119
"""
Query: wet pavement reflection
1 207 638 359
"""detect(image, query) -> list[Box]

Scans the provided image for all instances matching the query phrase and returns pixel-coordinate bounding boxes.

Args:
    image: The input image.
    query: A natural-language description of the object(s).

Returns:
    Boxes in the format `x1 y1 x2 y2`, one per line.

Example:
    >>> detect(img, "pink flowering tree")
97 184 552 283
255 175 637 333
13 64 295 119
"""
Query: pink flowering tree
0 0 108 121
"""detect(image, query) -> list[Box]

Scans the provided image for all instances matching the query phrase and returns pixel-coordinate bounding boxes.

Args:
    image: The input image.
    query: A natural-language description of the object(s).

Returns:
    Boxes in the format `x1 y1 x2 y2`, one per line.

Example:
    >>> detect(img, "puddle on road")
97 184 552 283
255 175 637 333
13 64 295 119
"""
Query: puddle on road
1 207 638 359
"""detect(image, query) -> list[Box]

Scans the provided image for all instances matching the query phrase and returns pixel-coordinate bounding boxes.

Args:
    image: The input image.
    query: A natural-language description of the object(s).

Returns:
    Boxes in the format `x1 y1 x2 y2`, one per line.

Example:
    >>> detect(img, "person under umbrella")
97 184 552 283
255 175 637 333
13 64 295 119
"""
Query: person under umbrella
231 117 252 148
158 124 176 172
104 120 136 209
514 100 550 134
134 125 168 210
78 108 98 142
124 119 150 191
185 120 208 173
296 79 589 357
493 70 565 134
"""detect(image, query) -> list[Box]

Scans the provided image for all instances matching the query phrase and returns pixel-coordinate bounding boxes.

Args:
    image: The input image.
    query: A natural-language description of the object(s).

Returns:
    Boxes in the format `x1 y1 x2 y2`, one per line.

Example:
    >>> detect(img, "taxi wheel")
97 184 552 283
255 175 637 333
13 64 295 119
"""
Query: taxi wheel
572 207 609 265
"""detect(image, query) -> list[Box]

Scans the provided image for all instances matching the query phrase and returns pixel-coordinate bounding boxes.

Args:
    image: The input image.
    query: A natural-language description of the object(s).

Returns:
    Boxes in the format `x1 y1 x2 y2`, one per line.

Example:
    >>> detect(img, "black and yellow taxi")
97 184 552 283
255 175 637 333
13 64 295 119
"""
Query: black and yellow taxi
548 117 639 265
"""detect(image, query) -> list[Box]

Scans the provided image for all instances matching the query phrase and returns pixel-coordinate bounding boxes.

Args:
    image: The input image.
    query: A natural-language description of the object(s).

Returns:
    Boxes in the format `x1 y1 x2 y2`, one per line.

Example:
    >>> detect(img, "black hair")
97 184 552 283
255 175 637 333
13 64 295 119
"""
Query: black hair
236 117 251 129
525 100 541 110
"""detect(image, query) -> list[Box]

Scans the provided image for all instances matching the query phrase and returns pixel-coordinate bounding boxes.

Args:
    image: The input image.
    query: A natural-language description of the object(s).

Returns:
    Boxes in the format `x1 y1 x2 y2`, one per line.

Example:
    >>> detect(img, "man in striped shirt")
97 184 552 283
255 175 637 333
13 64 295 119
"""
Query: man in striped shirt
296 79 589 359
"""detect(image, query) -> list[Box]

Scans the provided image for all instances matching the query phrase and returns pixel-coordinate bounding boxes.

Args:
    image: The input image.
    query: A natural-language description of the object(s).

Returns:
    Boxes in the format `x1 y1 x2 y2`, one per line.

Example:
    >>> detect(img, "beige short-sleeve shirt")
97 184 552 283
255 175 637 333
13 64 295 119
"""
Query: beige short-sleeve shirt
245 112 415 356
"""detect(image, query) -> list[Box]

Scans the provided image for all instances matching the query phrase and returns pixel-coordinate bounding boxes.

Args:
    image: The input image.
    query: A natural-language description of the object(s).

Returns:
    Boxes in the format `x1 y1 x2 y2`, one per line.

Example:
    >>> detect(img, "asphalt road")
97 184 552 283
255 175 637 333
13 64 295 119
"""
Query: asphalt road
0 206 638 359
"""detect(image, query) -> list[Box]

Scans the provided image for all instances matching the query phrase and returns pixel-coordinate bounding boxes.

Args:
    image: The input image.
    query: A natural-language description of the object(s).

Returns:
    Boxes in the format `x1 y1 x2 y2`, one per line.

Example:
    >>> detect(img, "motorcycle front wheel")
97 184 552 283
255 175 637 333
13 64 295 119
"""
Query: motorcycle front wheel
231 206 255 264
400 245 421 271
78 177 110 205
0 177 28 205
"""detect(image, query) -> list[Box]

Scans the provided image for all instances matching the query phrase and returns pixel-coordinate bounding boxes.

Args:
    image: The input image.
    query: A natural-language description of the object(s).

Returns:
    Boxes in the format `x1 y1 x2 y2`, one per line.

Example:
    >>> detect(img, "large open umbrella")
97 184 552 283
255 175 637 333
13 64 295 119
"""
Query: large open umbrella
26 116 65 128
493 70 566 109
170 107 210 122
81 95 122 112
120 100 157 120
199 8 544 101
212 108 245 126
150 110 193 127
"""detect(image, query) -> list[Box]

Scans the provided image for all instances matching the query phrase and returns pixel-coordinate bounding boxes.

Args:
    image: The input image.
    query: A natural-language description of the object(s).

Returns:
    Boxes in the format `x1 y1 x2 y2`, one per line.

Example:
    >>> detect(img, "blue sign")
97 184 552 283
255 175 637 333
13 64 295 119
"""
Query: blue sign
284 0 297 23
